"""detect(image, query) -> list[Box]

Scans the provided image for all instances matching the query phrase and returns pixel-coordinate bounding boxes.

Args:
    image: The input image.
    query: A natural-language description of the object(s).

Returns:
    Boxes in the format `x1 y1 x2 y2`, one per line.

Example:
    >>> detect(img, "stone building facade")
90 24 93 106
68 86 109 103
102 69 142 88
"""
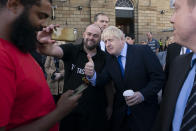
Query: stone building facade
49 0 174 43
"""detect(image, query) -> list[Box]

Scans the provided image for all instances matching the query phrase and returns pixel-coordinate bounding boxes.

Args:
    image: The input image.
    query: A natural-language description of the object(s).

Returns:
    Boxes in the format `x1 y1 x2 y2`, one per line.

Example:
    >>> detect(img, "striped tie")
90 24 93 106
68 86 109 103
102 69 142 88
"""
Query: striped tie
180 74 196 131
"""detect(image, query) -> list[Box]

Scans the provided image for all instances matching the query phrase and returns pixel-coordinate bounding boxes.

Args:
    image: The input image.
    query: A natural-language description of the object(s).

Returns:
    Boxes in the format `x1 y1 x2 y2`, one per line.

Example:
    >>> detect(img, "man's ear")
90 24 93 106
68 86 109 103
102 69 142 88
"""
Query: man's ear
83 32 86 38
121 37 125 43
6 0 22 14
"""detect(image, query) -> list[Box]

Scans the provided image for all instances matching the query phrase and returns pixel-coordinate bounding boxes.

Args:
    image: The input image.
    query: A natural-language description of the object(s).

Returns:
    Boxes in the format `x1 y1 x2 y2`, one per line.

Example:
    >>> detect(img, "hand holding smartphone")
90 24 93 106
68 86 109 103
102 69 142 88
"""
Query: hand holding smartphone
72 84 88 96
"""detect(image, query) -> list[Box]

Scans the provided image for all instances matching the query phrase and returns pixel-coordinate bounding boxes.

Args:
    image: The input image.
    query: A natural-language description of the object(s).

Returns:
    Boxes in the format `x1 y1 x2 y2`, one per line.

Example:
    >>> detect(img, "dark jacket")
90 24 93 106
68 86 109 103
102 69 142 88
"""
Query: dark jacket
96 44 165 131
165 43 181 79
153 53 193 131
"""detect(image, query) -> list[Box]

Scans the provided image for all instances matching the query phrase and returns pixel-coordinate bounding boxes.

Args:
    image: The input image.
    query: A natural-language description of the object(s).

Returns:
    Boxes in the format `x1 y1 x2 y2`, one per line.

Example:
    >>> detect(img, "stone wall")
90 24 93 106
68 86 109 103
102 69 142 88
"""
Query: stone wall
49 0 174 42
49 0 116 38
136 0 174 42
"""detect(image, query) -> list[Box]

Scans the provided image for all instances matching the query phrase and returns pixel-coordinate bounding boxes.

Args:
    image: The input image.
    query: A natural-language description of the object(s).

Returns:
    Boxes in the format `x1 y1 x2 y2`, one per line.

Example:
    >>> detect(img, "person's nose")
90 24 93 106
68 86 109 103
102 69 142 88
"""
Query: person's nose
40 20 47 29
88 35 94 40
170 13 175 24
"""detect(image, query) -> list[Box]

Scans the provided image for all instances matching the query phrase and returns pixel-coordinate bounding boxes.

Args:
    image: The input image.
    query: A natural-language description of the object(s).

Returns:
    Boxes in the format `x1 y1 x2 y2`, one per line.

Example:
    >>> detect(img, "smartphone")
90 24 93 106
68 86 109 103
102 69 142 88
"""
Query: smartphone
72 84 88 96
51 27 77 42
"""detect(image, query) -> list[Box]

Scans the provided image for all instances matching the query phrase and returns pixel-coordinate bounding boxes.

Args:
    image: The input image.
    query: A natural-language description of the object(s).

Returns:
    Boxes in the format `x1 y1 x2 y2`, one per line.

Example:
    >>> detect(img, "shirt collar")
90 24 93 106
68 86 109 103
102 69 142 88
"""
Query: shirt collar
119 43 127 57
100 40 105 44
191 53 196 67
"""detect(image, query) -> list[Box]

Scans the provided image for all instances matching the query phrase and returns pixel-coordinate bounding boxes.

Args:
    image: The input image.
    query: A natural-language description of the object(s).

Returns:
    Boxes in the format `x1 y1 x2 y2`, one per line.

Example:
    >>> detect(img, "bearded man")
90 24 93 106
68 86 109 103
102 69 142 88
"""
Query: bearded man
0 0 81 131
37 24 108 131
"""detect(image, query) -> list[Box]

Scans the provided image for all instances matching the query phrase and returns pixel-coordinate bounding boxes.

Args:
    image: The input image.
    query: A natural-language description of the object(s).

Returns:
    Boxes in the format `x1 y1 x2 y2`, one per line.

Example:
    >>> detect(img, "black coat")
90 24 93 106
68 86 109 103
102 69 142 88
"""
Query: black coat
165 43 181 79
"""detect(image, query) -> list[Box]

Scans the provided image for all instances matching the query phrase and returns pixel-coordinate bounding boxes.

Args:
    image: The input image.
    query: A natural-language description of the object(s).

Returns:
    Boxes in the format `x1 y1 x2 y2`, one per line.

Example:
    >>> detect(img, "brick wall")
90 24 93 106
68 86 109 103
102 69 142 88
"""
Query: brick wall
136 0 174 42
49 0 173 42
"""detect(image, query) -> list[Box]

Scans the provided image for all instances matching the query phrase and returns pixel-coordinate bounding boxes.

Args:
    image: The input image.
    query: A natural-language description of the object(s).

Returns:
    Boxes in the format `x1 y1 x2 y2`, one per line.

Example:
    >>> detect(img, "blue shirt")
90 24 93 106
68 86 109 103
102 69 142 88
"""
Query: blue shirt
118 43 127 69
172 53 196 131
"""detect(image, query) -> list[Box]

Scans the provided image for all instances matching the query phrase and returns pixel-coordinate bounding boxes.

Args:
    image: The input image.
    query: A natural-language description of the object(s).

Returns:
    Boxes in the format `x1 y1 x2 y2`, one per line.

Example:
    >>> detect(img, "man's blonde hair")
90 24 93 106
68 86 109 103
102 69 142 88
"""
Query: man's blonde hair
101 26 125 41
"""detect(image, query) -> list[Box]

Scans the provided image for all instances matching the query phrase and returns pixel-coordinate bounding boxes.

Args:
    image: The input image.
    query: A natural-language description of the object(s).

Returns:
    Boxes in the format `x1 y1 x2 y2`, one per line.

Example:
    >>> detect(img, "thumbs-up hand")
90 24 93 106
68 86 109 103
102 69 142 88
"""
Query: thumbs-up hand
84 55 95 78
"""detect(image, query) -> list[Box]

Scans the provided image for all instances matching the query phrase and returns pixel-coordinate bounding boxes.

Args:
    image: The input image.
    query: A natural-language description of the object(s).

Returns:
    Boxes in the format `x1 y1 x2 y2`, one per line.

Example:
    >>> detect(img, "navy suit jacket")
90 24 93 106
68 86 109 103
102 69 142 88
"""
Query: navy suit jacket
96 44 165 131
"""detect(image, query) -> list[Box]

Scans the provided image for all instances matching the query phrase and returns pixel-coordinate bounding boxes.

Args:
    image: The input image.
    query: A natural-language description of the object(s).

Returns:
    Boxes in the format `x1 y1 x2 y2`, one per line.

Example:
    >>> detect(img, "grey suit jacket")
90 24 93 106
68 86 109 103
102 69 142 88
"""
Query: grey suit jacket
153 53 193 131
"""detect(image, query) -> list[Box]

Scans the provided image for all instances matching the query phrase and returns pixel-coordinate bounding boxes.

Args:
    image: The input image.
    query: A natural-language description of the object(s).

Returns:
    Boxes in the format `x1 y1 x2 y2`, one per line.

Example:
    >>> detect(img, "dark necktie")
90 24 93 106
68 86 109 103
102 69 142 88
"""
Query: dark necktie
117 55 131 115
117 55 124 77
180 73 196 131
186 48 191 54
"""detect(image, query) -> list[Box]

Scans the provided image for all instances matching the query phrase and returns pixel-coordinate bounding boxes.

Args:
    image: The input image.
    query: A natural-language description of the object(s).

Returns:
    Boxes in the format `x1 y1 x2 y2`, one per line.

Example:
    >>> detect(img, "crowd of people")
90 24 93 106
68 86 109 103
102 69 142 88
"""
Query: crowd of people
0 0 196 131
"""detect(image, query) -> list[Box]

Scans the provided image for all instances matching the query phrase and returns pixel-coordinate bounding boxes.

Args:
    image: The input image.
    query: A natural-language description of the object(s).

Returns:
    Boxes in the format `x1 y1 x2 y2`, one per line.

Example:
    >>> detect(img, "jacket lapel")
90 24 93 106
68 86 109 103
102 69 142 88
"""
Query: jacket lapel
111 56 124 81
171 53 193 95
176 44 182 55
124 45 133 84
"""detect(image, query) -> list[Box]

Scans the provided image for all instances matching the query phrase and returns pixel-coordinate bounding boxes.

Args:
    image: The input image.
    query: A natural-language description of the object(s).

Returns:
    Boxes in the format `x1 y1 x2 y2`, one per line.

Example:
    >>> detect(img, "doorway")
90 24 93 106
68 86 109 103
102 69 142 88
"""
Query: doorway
115 0 134 36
